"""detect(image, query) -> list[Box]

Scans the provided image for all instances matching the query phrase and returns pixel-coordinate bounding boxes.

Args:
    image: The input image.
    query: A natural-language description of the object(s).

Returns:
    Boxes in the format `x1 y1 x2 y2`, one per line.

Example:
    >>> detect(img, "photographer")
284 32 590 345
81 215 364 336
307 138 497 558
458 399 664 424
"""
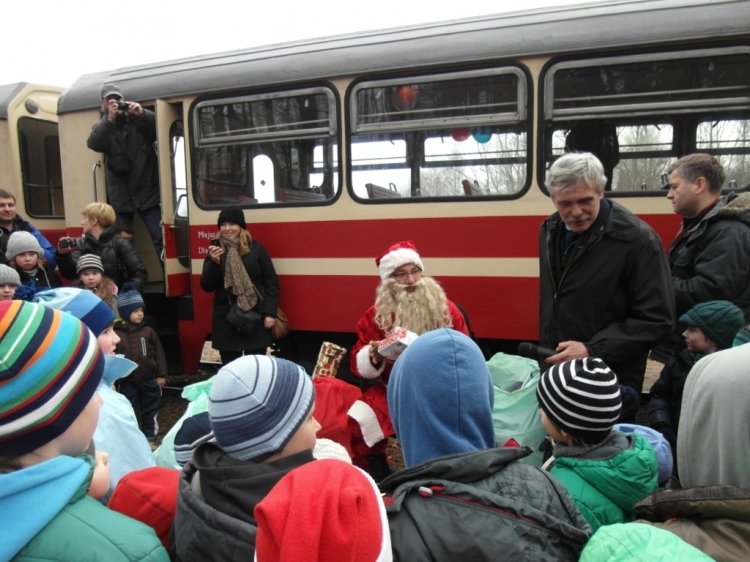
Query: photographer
86 83 162 261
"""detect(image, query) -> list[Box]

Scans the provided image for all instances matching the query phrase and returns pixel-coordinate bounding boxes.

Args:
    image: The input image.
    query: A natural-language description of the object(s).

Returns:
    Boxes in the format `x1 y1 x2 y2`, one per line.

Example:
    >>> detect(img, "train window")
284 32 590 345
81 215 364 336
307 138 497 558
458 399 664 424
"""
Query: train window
542 47 750 193
192 87 338 207
349 67 529 200
17 117 64 218
696 119 750 189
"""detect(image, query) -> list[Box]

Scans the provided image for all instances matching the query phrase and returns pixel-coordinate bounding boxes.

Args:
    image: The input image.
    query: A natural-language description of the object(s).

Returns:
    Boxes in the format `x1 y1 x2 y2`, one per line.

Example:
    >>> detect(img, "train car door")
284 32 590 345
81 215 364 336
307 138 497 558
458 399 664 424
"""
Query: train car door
156 99 190 296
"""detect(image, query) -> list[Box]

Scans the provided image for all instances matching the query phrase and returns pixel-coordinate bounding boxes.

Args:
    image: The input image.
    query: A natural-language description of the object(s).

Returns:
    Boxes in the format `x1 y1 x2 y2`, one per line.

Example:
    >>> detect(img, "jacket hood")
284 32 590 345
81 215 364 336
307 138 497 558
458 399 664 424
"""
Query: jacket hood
0 455 92 560
554 433 658 513
717 192 750 226
388 328 495 467
190 442 313 524
102 354 138 386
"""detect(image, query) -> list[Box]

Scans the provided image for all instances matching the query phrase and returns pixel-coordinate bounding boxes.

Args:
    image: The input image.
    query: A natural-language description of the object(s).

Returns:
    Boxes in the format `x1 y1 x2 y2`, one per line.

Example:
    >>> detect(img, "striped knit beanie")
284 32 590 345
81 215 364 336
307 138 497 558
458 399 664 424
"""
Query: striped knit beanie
34 287 115 336
208 355 314 462
76 252 105 275
117 285 145 320
0 300 104 455
537 357 621 444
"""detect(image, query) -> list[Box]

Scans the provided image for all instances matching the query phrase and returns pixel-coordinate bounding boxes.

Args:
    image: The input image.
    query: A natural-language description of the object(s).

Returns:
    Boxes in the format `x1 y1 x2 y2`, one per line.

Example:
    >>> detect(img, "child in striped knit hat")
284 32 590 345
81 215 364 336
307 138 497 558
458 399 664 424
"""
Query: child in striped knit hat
75 251 119 314
537 357 659 531
0 300 168 561
173 354 321 562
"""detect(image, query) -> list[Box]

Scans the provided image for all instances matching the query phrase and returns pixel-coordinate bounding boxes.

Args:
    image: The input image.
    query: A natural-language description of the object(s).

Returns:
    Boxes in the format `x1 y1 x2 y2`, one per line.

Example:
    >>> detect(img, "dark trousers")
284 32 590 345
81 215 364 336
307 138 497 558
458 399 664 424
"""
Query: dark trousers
118 206 163 260
117 378 162 439
219 348 268 367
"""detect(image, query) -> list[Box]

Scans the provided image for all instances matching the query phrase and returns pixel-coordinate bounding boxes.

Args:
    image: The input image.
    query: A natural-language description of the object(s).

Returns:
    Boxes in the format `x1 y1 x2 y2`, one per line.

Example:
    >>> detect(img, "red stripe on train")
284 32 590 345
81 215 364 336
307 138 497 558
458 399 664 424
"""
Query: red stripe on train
189 213 679 260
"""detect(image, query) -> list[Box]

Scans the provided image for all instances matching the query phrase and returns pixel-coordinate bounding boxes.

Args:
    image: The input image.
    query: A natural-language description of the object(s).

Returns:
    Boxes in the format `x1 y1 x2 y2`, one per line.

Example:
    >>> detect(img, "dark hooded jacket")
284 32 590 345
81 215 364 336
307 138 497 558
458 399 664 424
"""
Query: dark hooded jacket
669 191 750 322
86 109 159 213
382 328 591 561
173 443 312 562
539 199 674 393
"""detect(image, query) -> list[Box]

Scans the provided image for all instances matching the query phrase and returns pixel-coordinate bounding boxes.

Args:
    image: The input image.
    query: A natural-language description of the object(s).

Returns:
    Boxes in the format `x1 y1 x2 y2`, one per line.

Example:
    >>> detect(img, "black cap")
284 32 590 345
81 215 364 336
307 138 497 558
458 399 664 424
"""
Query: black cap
217 206 247 229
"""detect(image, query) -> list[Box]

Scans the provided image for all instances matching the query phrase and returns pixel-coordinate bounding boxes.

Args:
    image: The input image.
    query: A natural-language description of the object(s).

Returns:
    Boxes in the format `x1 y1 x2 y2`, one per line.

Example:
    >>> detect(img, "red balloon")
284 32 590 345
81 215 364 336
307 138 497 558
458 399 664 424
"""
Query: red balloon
451 128 471 142
396 85 418 106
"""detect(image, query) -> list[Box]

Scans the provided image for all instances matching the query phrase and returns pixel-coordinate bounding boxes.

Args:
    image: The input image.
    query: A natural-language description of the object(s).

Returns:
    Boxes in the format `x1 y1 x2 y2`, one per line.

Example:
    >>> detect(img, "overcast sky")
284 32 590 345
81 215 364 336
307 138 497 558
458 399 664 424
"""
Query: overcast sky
2 0 605 88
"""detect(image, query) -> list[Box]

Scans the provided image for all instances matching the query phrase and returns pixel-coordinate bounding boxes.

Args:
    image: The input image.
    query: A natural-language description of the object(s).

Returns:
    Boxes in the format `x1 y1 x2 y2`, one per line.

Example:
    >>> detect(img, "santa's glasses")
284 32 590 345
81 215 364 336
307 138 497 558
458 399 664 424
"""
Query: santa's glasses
391 267 423 282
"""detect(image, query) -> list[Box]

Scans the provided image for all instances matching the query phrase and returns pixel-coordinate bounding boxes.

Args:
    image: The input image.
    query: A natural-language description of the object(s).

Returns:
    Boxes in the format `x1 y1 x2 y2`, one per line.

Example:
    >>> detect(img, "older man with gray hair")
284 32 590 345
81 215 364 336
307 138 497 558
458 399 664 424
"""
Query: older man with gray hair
538 152 674 421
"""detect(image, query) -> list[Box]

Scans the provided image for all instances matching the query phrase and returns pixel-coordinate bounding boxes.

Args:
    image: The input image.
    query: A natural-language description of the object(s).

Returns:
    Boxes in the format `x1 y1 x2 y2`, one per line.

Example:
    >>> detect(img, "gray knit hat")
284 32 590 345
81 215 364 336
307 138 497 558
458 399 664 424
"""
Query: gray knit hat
208 355 314 462
0 264 20 286
76 253 105 275
5 231 43 261
679 300 745 350
537 357 621 444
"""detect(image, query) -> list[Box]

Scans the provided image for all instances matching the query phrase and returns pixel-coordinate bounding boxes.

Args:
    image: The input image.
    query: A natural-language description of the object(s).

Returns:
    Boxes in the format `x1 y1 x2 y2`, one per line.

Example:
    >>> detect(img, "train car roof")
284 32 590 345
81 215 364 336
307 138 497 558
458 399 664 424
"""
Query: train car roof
0 83 28 119
58 0 749 114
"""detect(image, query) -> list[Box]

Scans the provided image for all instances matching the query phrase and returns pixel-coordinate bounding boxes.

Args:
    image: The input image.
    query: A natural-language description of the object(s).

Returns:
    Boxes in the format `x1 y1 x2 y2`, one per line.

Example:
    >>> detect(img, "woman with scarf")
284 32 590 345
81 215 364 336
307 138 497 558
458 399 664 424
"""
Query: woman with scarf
200 206 280 365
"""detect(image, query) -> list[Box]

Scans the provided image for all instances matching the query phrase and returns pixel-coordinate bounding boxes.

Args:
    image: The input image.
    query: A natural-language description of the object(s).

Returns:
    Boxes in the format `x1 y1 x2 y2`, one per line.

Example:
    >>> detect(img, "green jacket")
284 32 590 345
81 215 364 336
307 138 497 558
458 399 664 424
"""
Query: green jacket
580 522 715 561
13 461 168 562
549 432 658 531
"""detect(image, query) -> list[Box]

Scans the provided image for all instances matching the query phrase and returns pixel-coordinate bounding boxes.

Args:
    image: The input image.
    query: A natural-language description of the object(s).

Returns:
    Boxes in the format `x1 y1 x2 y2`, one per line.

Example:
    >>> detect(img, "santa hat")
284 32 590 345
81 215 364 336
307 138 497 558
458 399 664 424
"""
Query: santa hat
254 459 392 562
376 240 424 280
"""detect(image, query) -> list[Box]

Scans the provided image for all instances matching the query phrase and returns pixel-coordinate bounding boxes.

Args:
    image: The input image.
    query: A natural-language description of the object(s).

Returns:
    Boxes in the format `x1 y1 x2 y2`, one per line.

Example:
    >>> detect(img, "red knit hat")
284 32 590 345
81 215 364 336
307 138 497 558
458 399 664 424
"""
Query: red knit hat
108 467 181 549
376 240 424 280
254 459 392 562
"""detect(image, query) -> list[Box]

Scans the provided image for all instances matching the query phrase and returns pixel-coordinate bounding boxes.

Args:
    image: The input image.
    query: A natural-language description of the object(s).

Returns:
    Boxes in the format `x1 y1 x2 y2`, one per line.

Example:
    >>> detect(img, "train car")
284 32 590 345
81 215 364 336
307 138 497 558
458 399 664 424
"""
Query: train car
54 0 750 373
0 82 66 246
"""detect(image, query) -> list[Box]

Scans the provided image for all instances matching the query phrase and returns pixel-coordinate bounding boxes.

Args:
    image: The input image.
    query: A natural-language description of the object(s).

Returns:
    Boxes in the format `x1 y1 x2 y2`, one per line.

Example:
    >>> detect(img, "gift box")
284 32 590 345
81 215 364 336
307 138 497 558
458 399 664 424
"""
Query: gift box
377 327 418 360
313 341 348 378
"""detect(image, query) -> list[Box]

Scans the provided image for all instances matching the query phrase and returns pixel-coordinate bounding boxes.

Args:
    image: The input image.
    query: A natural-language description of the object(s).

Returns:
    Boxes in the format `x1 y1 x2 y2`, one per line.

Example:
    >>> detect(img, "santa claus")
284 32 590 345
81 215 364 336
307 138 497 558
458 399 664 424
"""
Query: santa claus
347 240 469 477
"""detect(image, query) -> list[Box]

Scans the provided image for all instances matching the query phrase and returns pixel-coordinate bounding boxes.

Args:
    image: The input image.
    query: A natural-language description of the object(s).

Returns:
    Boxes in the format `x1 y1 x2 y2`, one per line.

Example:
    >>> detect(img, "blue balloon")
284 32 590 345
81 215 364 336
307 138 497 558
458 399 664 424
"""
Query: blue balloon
473 128 492 143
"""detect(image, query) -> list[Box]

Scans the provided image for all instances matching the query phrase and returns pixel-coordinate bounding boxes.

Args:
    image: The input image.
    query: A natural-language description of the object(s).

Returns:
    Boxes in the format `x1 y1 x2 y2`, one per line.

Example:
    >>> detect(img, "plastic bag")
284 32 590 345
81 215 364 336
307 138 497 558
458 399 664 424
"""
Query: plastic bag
487 352 547 466
153 375 217 468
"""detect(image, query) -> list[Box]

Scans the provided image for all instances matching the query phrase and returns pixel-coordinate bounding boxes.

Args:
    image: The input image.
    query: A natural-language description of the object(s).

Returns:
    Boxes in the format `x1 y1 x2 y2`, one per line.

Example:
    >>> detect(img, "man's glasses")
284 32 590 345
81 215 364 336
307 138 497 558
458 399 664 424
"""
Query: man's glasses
391 267 423 282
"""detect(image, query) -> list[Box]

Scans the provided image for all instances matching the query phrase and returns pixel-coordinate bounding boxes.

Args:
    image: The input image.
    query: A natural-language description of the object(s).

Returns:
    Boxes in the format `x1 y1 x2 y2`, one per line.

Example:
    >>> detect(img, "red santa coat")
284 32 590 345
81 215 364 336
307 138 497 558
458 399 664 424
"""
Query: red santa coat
345 300 469 454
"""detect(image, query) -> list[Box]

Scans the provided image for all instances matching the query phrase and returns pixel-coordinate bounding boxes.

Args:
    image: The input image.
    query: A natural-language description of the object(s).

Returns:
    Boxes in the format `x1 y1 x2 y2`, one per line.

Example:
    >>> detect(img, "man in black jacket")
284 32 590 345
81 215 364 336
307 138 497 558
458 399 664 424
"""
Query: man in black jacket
87 83 162 260
538 152 674 421
664 153 750 347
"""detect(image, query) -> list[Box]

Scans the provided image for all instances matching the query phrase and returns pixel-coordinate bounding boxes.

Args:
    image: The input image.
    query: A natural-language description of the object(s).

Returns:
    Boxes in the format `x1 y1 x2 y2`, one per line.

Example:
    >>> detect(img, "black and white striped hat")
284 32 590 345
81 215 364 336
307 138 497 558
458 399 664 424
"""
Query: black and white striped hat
537 357 621 444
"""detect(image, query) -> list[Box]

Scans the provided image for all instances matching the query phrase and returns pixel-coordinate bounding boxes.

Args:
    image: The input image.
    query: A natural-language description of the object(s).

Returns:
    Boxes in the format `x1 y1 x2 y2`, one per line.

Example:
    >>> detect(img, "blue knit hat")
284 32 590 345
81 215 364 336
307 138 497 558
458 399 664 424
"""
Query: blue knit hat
174 411 214 467
679 300 745 350
614 423 673 485
117 285 145 320
208 355 314 462
34 287 115 336
0 300 104 456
